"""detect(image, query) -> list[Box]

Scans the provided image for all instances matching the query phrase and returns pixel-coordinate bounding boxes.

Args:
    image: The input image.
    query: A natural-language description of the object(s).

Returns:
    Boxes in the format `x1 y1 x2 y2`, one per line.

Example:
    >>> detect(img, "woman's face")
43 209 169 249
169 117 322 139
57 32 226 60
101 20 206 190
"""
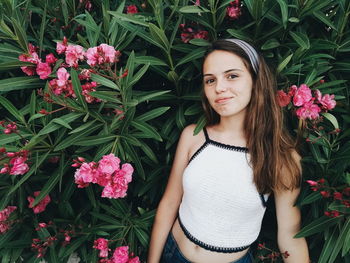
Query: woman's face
203 50 253 120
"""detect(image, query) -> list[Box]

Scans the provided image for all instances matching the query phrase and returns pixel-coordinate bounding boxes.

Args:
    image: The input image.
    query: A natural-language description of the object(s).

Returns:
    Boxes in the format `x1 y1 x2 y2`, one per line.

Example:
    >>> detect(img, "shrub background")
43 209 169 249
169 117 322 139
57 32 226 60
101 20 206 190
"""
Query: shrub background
0 0 349 262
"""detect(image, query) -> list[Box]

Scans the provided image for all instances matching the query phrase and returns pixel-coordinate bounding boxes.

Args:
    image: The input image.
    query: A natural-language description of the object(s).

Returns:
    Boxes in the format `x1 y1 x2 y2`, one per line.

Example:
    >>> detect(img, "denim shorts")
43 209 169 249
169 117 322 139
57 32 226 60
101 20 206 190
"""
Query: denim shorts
160 231 255 263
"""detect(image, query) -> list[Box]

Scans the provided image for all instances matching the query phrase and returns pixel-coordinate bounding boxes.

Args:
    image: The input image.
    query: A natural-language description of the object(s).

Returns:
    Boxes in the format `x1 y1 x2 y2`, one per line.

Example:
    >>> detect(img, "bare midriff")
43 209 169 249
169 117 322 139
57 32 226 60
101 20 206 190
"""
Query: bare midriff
171 218 250 263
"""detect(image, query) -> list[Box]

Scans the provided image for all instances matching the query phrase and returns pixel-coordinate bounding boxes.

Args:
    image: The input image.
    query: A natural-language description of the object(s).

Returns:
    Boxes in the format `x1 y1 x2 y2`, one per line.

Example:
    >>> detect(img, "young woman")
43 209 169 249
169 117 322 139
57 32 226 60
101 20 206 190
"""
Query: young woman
147 39 309 263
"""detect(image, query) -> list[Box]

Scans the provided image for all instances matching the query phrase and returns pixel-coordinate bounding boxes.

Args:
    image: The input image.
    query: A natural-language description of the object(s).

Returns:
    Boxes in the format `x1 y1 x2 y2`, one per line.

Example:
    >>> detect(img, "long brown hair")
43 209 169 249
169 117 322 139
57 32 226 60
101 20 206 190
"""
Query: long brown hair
202 39 301 194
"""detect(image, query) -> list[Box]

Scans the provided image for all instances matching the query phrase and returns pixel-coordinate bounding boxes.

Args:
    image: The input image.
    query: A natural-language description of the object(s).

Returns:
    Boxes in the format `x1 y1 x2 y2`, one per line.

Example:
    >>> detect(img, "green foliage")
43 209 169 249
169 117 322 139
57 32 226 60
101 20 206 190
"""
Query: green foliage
0 0 349 262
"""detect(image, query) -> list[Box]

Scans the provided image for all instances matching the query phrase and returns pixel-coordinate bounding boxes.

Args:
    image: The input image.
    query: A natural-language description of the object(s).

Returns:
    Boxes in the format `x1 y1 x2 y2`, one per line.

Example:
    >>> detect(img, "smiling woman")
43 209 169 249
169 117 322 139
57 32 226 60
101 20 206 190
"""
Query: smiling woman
147 39 310 263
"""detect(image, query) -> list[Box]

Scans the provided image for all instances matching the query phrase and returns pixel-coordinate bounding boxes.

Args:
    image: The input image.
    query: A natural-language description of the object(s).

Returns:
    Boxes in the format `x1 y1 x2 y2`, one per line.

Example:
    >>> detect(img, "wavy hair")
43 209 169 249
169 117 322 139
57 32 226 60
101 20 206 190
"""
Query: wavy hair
202 39 301 194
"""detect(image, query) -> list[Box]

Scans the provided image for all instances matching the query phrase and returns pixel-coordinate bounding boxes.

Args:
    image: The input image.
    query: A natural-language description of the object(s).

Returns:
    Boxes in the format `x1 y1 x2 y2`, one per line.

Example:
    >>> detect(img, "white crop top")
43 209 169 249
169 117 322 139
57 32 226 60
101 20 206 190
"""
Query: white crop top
178 128 269 253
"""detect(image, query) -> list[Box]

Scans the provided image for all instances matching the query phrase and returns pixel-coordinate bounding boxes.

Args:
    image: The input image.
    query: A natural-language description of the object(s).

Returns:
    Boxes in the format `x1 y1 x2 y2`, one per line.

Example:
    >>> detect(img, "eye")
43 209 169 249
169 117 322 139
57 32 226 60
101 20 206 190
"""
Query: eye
227 74 238 80
204 78 215 85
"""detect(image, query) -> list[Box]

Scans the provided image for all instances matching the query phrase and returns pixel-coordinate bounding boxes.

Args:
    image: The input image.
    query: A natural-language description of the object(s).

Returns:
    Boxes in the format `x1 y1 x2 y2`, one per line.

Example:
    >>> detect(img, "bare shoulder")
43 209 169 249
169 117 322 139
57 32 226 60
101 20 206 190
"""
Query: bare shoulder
179 124 206 161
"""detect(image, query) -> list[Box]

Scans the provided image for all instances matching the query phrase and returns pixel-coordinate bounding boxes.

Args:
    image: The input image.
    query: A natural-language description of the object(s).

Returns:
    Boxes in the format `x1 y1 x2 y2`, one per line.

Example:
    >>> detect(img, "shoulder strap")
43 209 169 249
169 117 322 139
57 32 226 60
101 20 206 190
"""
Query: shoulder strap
203 127 210 142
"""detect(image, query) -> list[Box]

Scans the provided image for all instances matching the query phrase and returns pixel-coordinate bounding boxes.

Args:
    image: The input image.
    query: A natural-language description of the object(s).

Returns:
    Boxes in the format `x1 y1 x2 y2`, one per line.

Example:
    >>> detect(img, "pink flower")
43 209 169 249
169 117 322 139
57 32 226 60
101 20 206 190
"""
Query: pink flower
57 67 70 87
101 182 128 199
112 246 129 263
20 66 36 76
126 5 138 14
315 90 336 110
65 45 85 67
295 101 321 120
306 180 318 186
74 162 98 188
56 37 68 54
86 44 120 66
93 238 109 258
127 257 140 263
9 156 29 175
293 84 312 106
195 0 200 5
28 191 51 214
288 85 298 97
277 90 291 107
98 154 121 176
121 163 134 183
194 30 209 40
226 0 241 20
0 206 17 233
45 53 58 64
36 62 52 79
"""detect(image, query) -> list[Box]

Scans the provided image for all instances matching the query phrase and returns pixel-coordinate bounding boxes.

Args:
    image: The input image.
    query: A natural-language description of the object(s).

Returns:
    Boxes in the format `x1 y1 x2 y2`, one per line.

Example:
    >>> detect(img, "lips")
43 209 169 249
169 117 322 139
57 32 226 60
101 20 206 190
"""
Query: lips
215 97 233 104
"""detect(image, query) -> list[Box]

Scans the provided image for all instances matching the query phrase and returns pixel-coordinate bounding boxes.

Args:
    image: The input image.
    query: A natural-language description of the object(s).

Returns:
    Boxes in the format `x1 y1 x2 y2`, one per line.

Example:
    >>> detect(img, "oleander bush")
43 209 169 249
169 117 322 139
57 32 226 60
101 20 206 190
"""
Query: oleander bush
0 0 349 262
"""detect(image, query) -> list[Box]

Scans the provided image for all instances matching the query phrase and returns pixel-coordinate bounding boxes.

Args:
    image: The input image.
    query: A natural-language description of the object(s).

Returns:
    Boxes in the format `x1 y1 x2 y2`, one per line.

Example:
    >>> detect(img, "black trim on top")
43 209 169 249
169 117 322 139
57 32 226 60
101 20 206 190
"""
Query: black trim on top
259 193 268 208
178 216 252 253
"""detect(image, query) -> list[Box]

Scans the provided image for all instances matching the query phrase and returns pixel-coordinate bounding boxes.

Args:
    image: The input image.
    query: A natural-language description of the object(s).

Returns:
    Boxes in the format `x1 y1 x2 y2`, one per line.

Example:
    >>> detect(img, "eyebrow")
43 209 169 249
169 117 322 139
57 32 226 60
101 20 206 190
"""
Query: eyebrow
203 68 243 77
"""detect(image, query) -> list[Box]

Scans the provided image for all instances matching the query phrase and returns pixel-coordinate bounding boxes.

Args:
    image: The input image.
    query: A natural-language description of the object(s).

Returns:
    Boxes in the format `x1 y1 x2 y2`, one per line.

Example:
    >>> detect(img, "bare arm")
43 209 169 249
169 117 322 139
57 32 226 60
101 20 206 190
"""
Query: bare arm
275 153 309 263
147 125 195 263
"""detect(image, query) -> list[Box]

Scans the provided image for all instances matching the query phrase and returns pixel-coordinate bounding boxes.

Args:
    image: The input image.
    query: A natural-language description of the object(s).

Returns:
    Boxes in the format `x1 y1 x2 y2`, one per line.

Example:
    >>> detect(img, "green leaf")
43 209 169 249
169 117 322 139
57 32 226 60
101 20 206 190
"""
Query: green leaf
194 115 206 135
129 63 150 86
52 118 72 130
189 38 210 46
313 10 337 31
131 121 162 141
276 0 288 29
318 226 339 263
135 90 171 103
89 91 122 104
289 31 310 49
135 107 170 122
61 0 69 25
135 56 167 66
342 218 350 256
70 69 87 110
0 76 42 92
108 11 149 27
68 120 98 134
90 74 120 90
175 48 206 68
73 135 116 146
134 227 149 247
38 113 83 136
321 113 339 129
148 23 170 52
277 54 293 73
179 5 210 13
261 39 280 50
11 18 28 52
139 141 158 163
226 29 251 42
294 216 342 238
300 191 322 206
329 218 350 260
0 96 25 123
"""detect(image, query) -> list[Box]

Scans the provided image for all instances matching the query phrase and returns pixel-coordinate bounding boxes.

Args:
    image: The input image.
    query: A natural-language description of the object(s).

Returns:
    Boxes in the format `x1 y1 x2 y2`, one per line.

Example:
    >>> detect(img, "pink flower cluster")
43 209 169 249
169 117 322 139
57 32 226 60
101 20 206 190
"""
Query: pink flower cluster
179 24 209 43
86 44 121 67
126 5 138 14
306 179 350 218
0 149 30 175
27 191 51 214
0 206 17 233
277 84 336 120
19 44 57 79
93 238 140 263
73 154 134 199
48 67 100 103
0 120 18 134
32 236 57 258
226 0 242 20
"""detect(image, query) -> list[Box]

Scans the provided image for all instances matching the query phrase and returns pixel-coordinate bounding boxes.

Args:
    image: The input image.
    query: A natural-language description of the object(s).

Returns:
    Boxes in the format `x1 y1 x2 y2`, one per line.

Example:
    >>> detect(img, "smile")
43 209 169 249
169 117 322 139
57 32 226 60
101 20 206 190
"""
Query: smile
215 97 233 104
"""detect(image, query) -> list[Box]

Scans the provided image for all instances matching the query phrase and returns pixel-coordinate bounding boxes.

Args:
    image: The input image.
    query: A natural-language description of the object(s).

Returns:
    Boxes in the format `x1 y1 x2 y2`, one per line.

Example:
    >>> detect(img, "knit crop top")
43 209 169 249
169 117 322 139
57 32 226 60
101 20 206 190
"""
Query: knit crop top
178 128 269 253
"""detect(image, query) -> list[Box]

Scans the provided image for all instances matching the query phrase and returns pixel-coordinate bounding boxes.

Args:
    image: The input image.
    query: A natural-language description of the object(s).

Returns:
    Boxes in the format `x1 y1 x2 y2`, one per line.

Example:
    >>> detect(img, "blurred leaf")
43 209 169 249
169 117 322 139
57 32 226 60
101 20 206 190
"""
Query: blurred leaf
70 69 88 110
276 0 288 29
289 31 310 49
0 95 26 123
277 54 293 73
294 216 342 238
318 226 338 263
91 74 120 91
179 5 210 13
131 121 162 141
135 107 170 122
149 23 170 52
321 113 339 130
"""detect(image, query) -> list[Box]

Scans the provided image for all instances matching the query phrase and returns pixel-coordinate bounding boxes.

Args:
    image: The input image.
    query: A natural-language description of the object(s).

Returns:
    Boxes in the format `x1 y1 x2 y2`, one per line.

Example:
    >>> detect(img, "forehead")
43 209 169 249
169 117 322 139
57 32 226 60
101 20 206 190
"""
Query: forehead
203 50 248 74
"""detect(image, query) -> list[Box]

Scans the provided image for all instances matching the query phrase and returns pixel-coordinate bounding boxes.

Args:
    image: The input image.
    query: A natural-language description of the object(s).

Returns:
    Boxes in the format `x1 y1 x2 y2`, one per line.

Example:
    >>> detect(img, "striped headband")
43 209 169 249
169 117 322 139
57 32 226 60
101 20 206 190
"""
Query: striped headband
224 39 259 74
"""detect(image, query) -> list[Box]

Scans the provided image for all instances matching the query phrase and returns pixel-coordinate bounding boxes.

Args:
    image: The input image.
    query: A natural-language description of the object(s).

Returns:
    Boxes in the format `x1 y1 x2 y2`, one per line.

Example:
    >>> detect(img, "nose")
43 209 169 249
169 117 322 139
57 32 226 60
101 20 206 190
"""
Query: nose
215 78 228 93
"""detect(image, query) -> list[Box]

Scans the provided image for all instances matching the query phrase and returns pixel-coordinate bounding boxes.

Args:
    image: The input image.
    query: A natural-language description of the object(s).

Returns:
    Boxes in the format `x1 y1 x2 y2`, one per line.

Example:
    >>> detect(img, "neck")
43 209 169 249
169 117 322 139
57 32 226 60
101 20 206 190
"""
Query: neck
217 112 246 138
